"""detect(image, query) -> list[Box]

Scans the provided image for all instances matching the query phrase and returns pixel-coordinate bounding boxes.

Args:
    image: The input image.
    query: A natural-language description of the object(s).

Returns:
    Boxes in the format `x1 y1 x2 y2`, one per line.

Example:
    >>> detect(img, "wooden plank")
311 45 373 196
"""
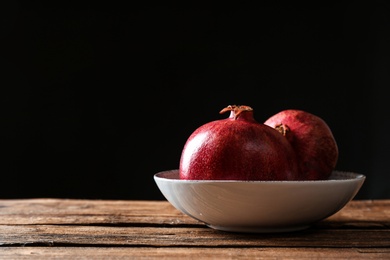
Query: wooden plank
327 200 390 222
316 199 390 229
0 225 389 248
0 247 390 260
0 199 201 226
0 247 390 259
0 199 389 227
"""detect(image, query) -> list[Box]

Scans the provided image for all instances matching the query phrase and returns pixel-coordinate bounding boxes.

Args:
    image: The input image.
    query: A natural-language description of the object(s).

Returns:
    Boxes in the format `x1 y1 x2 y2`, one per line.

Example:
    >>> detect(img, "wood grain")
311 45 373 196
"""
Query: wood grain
0 199 389 226
0 247 389 260
0 224 389 247
0 199 201 225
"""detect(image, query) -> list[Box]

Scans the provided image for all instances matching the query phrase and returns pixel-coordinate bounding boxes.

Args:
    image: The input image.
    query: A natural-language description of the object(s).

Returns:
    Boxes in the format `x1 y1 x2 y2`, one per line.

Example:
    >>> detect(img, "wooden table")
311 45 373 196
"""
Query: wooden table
0 199 389 259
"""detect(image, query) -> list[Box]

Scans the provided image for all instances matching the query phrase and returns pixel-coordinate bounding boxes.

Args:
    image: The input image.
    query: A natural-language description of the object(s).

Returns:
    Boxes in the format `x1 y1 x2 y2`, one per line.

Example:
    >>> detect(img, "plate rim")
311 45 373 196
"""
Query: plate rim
154 169 366 184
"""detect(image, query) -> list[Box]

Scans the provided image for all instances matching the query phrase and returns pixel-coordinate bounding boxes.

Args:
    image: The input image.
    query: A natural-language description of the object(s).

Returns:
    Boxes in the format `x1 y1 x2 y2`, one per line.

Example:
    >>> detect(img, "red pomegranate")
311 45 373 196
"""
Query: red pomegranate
264 109 339 180
179 105 300 181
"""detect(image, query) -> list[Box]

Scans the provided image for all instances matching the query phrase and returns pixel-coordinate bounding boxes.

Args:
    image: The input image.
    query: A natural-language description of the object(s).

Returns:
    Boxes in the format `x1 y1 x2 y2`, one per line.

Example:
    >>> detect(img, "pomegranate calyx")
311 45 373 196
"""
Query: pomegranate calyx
219 105 253 120
275 123 290 136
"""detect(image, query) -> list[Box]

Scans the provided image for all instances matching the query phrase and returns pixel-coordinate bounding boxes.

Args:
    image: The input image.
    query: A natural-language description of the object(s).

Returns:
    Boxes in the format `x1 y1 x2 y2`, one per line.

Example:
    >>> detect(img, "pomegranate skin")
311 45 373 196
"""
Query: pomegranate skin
264 109 338 180
179 105 300 181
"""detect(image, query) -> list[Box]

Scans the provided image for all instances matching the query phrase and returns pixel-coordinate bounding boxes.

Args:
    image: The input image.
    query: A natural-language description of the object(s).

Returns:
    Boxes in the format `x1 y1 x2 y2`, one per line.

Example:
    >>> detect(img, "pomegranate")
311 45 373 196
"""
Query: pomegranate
179 105 300 181
264 109 338 180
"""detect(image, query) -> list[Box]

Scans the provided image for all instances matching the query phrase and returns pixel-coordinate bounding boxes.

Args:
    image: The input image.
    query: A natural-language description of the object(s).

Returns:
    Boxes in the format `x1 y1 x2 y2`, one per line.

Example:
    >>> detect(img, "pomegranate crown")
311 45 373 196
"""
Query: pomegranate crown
220 105 253 119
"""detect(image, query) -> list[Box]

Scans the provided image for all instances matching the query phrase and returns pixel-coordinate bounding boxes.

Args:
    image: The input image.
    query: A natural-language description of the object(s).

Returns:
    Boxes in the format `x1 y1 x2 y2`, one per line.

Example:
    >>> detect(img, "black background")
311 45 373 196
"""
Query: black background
2 1 389 200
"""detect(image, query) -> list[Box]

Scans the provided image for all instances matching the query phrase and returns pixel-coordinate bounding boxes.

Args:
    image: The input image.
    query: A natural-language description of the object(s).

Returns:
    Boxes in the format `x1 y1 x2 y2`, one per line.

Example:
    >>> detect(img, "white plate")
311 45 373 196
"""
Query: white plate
154 169 365 233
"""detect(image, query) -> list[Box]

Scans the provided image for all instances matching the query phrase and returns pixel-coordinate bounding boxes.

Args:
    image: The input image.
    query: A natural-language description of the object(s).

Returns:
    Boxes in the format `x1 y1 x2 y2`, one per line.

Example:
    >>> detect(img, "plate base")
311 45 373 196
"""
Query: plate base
208 224 311 233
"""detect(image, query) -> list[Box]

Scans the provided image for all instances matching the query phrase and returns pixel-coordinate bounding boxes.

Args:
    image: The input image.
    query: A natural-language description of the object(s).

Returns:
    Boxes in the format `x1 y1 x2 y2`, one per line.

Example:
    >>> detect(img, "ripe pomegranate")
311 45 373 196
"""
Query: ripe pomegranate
179 105 300 181
264 109 338 180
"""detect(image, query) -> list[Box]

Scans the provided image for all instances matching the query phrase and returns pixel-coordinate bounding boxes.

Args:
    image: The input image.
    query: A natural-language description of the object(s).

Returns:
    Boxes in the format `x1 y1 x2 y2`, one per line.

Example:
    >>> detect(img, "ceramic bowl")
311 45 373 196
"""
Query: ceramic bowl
154 169 365 233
